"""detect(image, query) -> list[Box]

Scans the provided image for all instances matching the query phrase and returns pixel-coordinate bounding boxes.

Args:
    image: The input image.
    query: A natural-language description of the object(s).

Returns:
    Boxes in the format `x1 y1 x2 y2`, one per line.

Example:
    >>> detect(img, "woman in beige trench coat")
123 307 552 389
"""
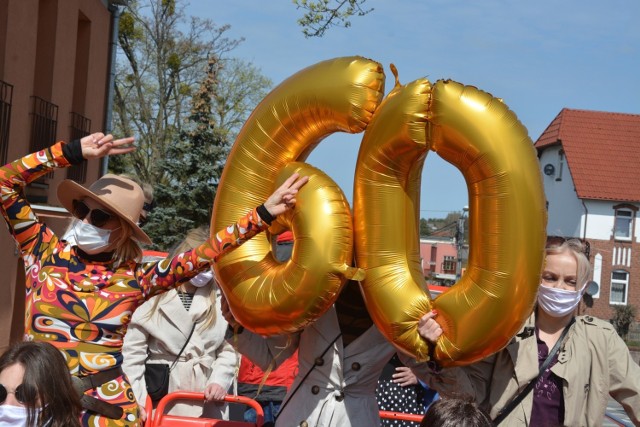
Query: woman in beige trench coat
418 237 640 426
122 227 238 422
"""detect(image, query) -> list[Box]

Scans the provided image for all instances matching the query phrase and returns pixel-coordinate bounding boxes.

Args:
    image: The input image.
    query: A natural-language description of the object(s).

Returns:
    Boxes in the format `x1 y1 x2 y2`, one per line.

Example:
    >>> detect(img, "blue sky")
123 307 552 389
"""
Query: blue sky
187 1 639 219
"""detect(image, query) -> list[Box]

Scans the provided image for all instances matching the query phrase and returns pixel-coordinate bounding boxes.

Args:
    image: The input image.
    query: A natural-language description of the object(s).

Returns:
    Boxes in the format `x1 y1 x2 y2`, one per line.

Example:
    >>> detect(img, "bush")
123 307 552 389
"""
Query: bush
611 305 637 340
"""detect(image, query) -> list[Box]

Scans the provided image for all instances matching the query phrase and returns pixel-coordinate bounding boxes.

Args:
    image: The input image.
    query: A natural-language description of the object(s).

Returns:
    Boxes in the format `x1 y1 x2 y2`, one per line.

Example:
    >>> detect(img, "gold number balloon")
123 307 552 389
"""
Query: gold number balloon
212 56 546 365
352 71 434 361
354 75 547 366
211 56 384 334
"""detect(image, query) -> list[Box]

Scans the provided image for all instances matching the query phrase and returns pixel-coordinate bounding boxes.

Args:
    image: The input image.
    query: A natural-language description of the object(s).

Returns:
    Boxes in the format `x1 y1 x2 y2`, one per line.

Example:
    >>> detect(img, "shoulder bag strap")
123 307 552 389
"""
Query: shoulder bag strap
492 317 575 426
169 322 197 371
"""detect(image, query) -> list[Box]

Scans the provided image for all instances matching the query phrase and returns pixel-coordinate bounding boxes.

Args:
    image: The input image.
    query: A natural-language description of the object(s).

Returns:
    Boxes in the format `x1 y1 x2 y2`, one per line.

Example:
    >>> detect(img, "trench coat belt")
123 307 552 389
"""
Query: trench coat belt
71 366 124 420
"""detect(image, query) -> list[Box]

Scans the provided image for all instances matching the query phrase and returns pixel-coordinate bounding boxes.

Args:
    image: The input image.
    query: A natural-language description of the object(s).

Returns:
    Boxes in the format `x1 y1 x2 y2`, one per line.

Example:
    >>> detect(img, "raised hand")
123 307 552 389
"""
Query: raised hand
80 132 136 160
262 173 309 218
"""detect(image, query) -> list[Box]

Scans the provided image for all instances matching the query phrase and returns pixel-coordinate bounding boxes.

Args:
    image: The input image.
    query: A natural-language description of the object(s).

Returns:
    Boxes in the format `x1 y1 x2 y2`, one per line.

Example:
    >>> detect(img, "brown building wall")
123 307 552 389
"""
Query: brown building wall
580 237 640 322
0 0 114 351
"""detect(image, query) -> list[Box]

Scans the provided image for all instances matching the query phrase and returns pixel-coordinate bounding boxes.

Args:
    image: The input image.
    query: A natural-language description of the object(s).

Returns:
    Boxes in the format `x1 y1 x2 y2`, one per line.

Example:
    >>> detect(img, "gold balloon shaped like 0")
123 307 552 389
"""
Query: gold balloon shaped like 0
211 56 384 334
354 76 547 366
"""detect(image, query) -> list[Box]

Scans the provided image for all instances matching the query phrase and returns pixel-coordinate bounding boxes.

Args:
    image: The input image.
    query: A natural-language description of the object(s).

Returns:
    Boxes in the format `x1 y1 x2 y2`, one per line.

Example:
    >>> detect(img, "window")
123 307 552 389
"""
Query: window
610 270 629 305
442 256 456 273
614 209 633 241
555 149 564 182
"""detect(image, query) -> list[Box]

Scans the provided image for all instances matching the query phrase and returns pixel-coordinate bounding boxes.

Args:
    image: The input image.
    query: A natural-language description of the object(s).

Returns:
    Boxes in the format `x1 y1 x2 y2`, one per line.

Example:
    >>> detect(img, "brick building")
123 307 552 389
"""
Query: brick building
535 109 640 321
419 237 459 286
0 0 123 350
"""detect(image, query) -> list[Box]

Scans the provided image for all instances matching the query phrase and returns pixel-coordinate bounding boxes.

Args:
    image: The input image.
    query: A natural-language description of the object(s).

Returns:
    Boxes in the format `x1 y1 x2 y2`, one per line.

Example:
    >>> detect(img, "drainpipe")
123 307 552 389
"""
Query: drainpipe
581 199 588 240
101 1 123 175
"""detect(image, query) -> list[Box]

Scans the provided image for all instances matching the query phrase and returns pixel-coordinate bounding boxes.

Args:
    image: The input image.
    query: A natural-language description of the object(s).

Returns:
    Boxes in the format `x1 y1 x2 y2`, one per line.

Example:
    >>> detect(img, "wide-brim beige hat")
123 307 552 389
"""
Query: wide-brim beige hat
58 174 152 245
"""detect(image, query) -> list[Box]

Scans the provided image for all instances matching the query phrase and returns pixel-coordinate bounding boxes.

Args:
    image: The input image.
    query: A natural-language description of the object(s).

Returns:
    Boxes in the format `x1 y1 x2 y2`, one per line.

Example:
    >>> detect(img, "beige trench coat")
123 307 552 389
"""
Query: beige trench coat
122 286 238 418
426 315 640 426
230 306 431 427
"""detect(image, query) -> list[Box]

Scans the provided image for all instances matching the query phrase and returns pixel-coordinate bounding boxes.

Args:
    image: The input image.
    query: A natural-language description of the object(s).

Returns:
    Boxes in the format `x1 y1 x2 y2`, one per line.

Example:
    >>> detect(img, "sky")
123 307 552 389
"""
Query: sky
186 0 639 219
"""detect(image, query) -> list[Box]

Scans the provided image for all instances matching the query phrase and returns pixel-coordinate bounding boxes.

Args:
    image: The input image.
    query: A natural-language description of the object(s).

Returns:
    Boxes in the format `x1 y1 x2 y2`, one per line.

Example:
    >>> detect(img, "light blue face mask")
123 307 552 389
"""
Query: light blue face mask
0 404 32 426
73 221 115 254
190 270 214 288
537 283 585 317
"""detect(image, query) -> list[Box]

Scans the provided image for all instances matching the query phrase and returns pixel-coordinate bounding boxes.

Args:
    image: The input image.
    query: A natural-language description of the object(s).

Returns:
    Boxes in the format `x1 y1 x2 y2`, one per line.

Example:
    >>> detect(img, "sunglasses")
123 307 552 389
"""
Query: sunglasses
72 200 114 228
547 235 591 260
0 383 26 404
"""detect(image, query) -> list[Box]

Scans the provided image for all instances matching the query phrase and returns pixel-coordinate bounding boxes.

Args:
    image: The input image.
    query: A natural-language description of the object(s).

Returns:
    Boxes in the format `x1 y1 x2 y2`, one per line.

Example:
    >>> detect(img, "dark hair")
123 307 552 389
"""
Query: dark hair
0 341 81 427
421 397 491 427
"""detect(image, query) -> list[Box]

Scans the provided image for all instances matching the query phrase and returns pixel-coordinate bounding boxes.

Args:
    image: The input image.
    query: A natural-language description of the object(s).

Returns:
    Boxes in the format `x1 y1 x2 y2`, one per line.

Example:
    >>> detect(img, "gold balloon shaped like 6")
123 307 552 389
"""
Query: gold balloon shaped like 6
211 56 384 334
354 73 547 366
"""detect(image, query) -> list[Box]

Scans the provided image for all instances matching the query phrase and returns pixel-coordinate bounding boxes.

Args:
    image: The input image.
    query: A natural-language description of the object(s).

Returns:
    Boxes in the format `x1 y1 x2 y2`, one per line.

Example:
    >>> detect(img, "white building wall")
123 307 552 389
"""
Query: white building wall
583 200 640 242
540 147 640 241
539 147 585 237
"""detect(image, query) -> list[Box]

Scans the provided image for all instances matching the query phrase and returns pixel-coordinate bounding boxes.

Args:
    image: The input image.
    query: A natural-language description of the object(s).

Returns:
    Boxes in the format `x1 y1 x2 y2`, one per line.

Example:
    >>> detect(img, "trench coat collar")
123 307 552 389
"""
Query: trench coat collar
506 314 539 384
157 286 208 338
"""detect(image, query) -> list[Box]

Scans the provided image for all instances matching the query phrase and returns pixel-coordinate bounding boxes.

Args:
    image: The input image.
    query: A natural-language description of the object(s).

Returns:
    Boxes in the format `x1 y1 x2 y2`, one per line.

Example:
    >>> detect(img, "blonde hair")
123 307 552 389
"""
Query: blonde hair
111 217 143 266
545 237 591 288
146 225 217 329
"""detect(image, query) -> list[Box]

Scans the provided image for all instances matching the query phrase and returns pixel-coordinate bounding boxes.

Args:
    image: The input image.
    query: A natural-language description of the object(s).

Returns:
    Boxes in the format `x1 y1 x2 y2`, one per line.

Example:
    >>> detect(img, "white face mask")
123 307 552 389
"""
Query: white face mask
537 283 584 317
190 270 214 288
0 404 30 426
73 221 114 255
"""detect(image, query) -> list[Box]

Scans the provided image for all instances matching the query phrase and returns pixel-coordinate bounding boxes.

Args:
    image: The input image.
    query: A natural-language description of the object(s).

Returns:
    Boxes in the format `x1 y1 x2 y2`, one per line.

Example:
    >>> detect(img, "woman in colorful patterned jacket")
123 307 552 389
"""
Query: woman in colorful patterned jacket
0 132 307 426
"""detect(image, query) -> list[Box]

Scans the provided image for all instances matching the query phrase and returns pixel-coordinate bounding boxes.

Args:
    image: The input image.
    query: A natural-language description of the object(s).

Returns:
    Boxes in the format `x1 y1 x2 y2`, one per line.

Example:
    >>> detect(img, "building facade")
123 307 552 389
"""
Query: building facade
419 237 459 286
0 0 121 350
536 108 640 321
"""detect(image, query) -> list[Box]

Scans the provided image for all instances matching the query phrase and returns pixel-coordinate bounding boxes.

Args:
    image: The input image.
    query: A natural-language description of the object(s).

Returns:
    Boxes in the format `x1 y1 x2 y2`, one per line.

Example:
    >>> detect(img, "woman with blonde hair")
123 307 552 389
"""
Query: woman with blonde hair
418 237 640 426
123 226 238 423
0 132 307 426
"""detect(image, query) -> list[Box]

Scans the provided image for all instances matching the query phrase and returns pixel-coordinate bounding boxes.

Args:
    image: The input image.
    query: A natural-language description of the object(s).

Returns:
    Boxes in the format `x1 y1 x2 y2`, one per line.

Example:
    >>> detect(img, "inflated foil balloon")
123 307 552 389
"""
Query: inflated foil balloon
426 80 546 366
354 73 546 366
211 56 384 334
353 70 433 360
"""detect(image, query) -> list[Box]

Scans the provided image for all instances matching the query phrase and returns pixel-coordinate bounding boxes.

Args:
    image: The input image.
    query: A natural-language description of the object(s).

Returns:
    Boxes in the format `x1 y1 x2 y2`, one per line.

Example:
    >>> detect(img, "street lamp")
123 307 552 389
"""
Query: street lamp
455 206 469 281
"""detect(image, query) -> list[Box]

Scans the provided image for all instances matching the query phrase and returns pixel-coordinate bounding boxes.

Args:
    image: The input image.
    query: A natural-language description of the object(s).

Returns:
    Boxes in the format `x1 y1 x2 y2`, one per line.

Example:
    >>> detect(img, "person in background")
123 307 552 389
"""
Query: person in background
418 237 640 426
377 354 439 426
235 231 299 427
122 226 238 422
236 352 299 427
222 275 433 427
419 397 490 427
0 132 307 426
0 341 81 427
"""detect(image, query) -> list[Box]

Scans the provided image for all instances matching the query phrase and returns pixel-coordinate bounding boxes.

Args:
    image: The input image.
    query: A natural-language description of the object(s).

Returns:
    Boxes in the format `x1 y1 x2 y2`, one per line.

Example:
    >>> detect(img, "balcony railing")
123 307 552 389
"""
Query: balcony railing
66 112 91 183
0 80 13 164
30 96 58 153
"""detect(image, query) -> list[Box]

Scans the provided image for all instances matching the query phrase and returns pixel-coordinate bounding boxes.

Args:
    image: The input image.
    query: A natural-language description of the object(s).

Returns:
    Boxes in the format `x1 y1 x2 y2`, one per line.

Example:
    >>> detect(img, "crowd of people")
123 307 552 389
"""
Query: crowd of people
1 132 639 426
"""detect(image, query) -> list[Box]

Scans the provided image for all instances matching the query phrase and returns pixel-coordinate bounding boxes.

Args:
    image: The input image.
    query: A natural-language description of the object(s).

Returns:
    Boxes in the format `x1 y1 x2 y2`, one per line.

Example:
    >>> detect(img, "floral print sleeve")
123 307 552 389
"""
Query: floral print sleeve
0 142 70 262
139 208 268 298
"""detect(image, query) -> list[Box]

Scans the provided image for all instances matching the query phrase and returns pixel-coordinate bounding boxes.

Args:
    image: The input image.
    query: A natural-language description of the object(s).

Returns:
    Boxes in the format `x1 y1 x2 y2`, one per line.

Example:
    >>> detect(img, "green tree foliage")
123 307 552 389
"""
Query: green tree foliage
611 304 637 341
294 0 373 38
145 57 227 249
110 0 271 248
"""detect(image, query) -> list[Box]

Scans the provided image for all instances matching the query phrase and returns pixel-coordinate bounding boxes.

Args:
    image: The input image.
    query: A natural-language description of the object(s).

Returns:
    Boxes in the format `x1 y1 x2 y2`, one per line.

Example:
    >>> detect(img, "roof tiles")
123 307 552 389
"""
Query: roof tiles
534 109 640 202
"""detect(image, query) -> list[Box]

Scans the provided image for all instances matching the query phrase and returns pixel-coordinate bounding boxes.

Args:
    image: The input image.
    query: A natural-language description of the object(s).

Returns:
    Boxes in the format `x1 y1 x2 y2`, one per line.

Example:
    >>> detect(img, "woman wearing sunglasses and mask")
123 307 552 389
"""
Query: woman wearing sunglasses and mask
418 237 640 426
0 132 307 426
0 341 81 427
